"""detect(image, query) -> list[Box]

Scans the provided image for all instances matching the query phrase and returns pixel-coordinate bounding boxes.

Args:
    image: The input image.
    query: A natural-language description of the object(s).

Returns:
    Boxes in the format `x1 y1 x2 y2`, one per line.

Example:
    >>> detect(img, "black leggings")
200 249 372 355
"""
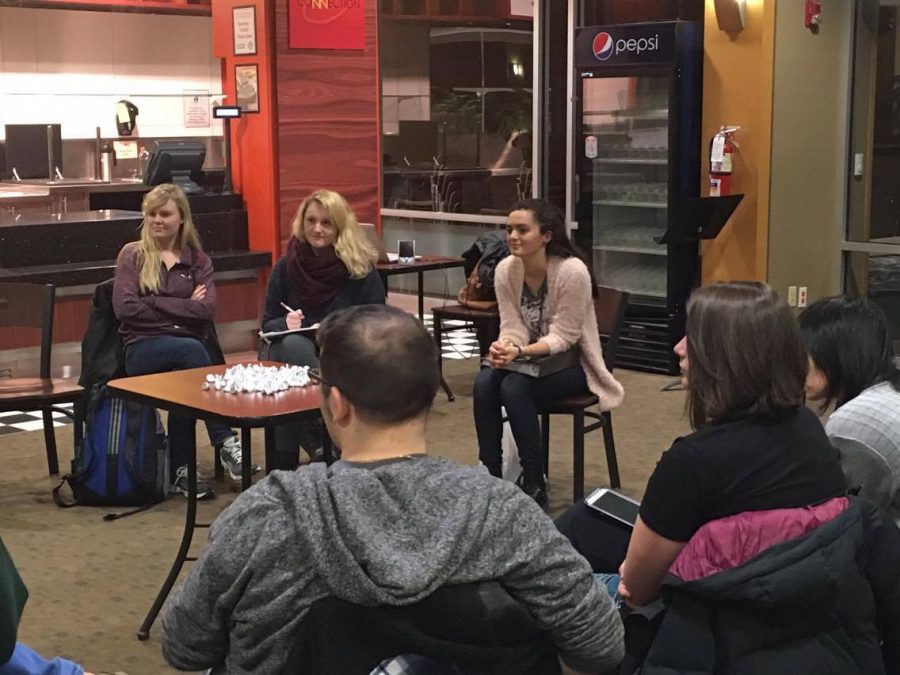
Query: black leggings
554 500 633 573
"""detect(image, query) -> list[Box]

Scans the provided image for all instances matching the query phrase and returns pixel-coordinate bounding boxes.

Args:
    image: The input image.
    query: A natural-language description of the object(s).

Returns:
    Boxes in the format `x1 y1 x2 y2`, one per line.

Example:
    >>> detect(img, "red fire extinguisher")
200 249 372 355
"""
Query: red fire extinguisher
709 126 740 197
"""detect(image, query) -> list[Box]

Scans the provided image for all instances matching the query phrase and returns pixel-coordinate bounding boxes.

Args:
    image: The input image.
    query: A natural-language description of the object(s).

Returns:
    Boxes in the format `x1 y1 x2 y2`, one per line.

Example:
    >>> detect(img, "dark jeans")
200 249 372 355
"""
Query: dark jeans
125 336 234 477
473 364 589 484
266 333 322 466
554 500 633 573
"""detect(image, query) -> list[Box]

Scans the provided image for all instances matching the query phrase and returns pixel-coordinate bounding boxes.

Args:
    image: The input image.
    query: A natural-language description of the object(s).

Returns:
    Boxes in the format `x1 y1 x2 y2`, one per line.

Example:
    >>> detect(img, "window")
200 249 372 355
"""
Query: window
379 4 535 217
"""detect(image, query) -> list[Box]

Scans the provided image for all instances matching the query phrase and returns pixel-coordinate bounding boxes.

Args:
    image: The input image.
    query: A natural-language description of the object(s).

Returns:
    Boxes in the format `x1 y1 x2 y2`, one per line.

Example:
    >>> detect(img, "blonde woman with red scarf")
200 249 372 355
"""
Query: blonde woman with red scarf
261 190 385 469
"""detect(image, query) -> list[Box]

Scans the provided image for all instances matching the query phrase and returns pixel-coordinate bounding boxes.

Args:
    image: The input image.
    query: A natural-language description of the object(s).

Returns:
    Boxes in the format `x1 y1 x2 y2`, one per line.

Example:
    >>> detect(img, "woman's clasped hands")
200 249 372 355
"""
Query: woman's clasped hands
487 338 520 367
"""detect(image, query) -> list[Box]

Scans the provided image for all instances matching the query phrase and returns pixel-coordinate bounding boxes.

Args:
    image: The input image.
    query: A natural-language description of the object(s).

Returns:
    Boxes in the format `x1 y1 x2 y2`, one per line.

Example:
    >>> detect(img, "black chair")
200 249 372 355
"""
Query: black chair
0 283 84 475
539 286 629 501
286 582 560 674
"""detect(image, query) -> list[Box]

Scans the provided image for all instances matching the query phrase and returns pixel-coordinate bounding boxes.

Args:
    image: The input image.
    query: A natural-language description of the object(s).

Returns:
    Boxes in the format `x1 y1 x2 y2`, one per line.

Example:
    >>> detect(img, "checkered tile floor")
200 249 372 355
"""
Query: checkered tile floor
422 313 481 361
0 403 75 436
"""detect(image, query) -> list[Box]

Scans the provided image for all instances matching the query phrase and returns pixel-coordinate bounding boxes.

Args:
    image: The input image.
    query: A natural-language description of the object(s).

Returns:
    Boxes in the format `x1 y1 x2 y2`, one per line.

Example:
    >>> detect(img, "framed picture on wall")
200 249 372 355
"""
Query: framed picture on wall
232 6 257 56
235 64 260 114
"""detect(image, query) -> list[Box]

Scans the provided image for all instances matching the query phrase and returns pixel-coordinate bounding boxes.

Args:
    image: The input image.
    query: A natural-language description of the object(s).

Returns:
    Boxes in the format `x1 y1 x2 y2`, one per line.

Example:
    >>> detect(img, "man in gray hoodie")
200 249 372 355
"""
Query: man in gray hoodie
162 304 624 674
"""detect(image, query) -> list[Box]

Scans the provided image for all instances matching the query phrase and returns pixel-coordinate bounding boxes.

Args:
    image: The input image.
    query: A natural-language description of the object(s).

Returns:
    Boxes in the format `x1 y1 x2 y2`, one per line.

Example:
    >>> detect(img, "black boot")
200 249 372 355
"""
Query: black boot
515 473 547 508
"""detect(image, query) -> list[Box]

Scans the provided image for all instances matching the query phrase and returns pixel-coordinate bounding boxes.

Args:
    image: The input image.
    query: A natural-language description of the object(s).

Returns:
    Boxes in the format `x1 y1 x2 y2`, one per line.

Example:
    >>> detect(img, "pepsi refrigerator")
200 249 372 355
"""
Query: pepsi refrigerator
573 21 703 374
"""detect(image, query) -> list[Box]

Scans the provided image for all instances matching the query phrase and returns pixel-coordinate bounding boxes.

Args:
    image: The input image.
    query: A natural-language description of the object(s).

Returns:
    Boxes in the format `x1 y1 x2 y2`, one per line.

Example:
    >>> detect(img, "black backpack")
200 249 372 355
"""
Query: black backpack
461 230 510 301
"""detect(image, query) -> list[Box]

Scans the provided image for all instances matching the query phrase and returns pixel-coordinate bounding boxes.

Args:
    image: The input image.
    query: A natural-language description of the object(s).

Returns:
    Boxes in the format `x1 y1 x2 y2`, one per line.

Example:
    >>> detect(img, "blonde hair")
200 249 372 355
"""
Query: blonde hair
291 189 377 279
137 183 203 293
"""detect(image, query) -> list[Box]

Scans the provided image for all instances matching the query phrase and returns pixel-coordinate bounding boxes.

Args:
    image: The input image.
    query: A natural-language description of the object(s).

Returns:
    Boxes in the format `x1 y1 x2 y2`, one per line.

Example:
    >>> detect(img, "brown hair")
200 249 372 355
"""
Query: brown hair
685 281 807 427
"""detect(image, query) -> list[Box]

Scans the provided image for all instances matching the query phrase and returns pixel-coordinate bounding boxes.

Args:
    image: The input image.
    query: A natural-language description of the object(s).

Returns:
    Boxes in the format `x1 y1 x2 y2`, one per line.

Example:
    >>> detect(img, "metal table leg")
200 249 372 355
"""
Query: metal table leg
264 425 275 475
137 432 199 640
417 270 425 321
241 427 252 491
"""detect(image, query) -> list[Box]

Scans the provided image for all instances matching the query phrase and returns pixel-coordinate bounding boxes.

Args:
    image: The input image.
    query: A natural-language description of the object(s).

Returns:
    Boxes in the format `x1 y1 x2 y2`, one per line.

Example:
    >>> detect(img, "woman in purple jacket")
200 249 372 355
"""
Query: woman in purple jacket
112 183 254 499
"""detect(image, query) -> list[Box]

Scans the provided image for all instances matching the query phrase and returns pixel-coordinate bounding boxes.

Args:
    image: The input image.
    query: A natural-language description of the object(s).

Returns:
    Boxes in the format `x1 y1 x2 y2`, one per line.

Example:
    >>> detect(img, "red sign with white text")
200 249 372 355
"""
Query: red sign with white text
289 0 365 50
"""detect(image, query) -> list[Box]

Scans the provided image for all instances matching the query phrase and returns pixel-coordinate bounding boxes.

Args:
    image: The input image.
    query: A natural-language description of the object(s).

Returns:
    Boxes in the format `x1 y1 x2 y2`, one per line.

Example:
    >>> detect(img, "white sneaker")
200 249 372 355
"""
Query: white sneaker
171 465 215 500
217 435 261 481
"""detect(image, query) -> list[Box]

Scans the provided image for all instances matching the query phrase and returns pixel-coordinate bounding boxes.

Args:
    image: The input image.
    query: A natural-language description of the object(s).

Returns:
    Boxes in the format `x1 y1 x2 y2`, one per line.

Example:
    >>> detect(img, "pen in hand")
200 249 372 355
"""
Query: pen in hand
280 302 304 331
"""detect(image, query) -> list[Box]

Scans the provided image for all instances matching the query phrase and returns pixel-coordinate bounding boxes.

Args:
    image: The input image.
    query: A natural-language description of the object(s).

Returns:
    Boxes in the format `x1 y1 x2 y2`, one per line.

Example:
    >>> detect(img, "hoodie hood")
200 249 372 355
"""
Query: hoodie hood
267 456 520 606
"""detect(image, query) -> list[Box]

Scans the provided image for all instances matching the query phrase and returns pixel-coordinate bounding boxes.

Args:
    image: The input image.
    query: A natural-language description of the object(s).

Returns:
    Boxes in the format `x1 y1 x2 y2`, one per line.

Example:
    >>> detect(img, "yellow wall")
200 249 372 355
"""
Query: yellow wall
700 0 775 283
766 0 852 302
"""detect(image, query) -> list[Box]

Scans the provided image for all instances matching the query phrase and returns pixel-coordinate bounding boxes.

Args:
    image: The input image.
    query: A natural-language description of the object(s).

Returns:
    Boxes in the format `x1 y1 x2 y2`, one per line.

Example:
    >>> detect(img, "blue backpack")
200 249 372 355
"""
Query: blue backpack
54 386 167 517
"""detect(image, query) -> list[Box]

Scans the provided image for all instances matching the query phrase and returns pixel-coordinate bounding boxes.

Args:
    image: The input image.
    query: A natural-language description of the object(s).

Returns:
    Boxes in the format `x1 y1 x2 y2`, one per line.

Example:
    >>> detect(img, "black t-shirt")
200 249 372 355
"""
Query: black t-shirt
639 406 847 542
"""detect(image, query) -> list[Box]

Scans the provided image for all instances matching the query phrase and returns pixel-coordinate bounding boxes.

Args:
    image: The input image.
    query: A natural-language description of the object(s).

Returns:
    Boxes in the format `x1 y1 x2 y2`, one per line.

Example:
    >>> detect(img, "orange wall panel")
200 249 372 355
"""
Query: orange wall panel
273 1 380 243
212 0 280 264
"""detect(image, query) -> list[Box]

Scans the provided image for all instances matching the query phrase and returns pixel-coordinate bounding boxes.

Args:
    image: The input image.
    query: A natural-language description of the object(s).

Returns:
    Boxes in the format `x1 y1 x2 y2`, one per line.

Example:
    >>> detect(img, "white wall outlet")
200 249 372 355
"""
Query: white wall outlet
798 286 808 308
788 285 798 307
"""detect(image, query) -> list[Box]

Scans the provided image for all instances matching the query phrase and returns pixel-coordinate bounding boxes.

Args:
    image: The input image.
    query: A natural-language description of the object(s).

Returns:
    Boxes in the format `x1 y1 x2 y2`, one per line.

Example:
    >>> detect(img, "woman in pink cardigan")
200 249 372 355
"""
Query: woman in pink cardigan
473 199 624 506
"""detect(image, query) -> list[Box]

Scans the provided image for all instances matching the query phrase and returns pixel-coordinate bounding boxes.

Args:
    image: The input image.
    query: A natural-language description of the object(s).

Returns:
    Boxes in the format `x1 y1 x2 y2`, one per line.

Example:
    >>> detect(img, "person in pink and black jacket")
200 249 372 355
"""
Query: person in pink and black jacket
557 282 900 673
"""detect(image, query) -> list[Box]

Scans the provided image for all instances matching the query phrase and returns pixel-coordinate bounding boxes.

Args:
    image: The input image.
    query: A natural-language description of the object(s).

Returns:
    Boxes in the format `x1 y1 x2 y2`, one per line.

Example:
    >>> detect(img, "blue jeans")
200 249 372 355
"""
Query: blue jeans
473 365 589 484
125 336 234 476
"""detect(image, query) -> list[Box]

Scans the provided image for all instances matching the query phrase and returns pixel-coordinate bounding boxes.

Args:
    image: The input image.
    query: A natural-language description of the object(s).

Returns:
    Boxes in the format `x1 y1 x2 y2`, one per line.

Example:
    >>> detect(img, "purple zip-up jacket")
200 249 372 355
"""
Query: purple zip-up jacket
112 241 216 346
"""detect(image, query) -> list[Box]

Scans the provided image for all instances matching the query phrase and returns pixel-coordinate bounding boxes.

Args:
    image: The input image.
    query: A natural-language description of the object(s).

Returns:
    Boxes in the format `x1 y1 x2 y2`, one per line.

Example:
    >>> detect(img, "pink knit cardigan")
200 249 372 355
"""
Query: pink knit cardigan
494 255 625 411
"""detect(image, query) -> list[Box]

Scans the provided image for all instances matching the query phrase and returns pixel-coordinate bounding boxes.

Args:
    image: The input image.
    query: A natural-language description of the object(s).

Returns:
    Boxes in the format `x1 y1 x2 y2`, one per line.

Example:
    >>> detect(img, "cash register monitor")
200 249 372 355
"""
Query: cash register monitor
143 140 206 194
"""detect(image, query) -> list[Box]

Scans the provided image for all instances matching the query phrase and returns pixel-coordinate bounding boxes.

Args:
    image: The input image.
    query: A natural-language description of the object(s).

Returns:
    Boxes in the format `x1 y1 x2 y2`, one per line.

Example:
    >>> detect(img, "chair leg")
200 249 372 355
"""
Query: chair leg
42 408 59 476
540 413 550 478
214 443 224 481
572 410 585 502
433 314 454 402
602 411 620 489
433 313 444 378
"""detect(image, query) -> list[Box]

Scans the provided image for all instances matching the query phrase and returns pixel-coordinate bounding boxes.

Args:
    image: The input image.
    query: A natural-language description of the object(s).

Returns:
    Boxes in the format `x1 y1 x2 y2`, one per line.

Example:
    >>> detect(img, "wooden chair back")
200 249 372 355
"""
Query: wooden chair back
0 282 55 378
593 286 629 372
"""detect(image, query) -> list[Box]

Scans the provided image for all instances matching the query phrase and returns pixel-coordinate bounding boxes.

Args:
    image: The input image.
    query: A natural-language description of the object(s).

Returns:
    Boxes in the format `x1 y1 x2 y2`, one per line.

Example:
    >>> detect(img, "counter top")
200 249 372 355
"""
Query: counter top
0 209 140 228
1 178 151 194
0 185 51 201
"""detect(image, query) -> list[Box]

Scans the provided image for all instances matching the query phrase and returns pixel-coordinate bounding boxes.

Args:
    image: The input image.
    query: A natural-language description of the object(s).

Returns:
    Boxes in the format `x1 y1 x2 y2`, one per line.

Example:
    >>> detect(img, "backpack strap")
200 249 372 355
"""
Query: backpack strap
51 476 79 508
102 504 154 521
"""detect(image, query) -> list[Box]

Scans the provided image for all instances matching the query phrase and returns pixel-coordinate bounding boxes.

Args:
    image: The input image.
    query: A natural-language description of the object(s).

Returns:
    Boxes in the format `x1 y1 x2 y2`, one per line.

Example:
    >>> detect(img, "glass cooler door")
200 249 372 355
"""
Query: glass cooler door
577 72 672 304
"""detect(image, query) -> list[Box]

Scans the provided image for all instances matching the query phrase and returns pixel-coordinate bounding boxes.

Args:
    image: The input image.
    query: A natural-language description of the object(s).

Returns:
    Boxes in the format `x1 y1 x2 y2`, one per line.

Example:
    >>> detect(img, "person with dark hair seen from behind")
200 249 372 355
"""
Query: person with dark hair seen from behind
473 199 624 507
113 183 256 499
162 304 624 675
261 189 385 469
801 296 900 526
557 282 900 672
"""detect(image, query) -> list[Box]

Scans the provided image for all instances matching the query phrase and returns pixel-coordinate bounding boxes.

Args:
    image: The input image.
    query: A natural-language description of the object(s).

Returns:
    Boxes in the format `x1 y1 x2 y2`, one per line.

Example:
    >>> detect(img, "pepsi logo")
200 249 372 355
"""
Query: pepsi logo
592 32 614 61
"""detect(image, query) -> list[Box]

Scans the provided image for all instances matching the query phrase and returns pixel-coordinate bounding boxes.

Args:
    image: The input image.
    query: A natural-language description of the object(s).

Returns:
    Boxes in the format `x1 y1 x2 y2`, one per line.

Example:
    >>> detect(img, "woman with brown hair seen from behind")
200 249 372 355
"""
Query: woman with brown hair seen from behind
558 282 900 671
261 189 385 469
113 183 255 500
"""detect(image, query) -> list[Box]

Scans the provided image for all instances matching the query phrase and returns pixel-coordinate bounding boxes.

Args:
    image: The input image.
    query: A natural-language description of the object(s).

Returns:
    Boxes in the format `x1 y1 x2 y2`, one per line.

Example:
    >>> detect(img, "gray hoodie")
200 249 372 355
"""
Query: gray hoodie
162 456 624 673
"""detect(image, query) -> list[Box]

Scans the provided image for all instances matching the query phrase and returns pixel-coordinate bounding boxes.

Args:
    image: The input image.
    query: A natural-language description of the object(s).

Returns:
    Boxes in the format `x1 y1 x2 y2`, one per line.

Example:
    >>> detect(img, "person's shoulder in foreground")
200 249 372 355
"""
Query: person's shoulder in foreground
162 304 623 674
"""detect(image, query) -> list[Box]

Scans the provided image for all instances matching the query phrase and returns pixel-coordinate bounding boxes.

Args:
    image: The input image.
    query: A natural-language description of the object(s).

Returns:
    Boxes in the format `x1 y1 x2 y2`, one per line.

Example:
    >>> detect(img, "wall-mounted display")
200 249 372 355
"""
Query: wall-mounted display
235 64 260 113
233 6 257 56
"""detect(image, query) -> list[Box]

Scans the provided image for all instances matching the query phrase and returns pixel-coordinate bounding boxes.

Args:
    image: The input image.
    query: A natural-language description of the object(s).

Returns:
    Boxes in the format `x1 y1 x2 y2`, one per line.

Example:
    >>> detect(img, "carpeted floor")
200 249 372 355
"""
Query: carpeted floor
0 356 690 674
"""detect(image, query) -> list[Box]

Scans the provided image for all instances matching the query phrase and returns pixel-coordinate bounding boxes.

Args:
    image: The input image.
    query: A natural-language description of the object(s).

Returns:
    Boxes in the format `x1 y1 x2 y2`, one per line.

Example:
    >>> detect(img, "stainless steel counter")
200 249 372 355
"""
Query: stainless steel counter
0 178 150 213
2 177 150 193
